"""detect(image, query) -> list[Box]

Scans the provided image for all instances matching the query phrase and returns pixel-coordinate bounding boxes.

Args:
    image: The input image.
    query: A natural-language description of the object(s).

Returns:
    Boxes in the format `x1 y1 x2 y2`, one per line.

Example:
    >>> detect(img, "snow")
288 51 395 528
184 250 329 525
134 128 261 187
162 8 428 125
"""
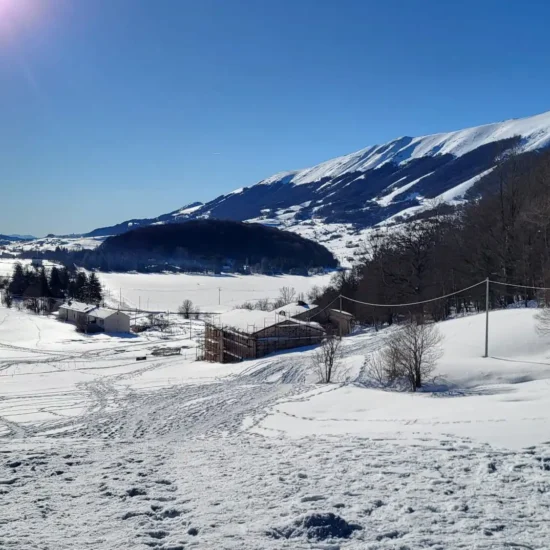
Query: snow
98 272 333 313
375 172 434 207
2 303 550 548
249 110 550 188
172 203 203 217
0 258 61 278
5 235 105 253
435 166 496 202
214 306 322 333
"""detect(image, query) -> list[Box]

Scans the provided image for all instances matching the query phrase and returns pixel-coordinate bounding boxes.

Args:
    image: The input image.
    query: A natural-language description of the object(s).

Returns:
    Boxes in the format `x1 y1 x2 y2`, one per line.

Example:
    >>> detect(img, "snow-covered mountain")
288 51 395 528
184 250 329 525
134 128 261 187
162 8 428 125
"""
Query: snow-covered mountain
10 111 550 263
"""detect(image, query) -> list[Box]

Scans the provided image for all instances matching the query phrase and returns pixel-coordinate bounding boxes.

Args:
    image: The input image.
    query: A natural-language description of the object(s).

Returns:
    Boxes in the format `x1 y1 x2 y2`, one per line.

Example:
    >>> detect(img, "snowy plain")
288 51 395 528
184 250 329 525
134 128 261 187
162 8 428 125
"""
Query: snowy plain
98 271 334 312
1 300 550 549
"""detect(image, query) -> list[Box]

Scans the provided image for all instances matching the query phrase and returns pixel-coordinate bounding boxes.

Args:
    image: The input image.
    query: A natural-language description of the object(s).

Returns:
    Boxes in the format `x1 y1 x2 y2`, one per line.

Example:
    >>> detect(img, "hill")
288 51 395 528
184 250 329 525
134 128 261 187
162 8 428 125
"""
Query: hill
86 219 337 272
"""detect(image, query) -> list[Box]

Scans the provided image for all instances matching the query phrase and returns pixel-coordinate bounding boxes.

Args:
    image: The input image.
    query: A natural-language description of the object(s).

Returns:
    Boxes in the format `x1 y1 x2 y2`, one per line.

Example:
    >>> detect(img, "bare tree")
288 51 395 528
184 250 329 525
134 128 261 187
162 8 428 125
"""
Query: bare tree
535 307 550 336
278 286 296 306
386 321 443 391
75 315 88 334
312 334 342 383
366 322 443 391
1 290 12 309
255 297 271 311
178 299 194 319
364 343 401 386
307 285 323 303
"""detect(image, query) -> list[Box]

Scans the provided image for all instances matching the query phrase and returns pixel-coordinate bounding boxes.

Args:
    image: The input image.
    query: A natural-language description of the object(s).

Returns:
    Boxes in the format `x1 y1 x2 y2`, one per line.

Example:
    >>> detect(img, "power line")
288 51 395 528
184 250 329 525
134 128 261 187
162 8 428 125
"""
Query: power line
489 280 550 291
340 280 486 308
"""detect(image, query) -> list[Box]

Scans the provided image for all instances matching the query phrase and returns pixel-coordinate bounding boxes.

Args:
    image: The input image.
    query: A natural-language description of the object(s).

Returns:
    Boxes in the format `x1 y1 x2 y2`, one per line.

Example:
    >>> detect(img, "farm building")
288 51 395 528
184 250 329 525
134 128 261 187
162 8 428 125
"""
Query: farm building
203 301 354 363
58 301 130 333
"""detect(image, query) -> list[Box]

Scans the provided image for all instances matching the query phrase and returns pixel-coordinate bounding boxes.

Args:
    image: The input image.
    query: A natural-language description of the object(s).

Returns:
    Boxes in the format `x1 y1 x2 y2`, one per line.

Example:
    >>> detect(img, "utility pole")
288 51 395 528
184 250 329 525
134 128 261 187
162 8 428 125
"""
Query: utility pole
484 277 490 358
218 287 221 306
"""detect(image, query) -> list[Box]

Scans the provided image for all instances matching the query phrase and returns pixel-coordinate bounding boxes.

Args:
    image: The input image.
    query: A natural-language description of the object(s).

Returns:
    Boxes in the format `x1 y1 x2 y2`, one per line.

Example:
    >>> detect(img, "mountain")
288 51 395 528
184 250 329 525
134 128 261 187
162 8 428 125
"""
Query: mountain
85 111 550 234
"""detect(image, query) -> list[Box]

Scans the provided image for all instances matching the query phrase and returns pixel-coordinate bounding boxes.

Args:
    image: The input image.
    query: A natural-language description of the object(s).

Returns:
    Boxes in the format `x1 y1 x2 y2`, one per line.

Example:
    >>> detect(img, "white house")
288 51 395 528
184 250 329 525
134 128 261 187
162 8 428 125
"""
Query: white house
58 301 130 333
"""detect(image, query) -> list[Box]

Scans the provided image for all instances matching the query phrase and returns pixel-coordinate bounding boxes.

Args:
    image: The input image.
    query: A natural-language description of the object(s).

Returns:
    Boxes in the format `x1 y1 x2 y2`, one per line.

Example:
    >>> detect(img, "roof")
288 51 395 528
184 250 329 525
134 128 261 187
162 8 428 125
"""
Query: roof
216 308 323 334
59 301 96 314
88 307 123 320
273 302 316 318
329 308 354 318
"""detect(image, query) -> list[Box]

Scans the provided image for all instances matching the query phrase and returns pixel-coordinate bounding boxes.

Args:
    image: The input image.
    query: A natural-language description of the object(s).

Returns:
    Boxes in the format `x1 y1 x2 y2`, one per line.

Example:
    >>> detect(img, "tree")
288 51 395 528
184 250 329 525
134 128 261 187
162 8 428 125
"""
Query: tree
307 285 323 303
378 321 443 391
8 262 26 296
38 267 51 298
312 334 342 383
73 272 89 301
535 307 550 336
49 267 64 298
178 299 194 319
1 290 13 308
278 286 296 306
87 272 103 305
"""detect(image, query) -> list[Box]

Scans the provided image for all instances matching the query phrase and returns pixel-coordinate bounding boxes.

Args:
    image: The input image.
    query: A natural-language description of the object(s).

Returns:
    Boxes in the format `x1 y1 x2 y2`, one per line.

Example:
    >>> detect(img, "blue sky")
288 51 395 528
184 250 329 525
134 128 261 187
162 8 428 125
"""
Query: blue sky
2 0 550 236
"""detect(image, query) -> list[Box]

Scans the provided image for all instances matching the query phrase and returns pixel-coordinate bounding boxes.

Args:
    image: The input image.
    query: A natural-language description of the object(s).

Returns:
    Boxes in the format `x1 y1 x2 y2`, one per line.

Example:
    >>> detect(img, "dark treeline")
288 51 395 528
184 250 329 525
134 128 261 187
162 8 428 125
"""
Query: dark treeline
16 219 337 274
318 148 550 326
1 263 103 309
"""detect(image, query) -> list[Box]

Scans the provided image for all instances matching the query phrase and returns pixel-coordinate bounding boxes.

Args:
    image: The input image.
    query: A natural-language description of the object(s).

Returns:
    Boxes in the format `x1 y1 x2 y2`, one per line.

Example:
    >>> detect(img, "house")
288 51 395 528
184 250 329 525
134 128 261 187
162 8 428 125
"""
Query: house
58 301 130 333
203 307 325 363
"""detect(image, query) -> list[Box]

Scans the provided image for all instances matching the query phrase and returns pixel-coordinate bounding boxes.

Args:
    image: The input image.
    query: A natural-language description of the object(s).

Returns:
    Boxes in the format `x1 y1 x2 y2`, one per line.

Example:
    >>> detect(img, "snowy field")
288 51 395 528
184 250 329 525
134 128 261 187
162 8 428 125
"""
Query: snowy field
2 305 550 549
0 258 61 278
98 271 334 313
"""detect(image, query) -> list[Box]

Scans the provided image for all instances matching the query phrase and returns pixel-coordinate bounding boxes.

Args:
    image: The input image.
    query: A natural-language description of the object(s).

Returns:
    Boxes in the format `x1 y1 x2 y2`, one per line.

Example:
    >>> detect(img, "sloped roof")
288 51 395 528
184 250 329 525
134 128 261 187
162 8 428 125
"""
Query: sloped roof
59 301 96 314
216 308 323 334
273 302 315 318
88 307 122 320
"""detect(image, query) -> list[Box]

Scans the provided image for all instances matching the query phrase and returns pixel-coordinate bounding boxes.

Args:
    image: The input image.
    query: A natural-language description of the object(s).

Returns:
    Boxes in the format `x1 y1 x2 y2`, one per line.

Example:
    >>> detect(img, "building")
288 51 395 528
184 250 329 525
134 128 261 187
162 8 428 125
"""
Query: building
292 305 355 336
58 301 130 333
203 301 355 363
203 306 325 363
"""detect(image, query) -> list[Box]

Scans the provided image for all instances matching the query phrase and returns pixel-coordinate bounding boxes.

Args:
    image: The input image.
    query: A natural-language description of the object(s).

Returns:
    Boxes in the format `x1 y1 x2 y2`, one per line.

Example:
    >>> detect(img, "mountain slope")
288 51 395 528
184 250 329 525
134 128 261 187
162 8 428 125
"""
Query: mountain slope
86 111 550 240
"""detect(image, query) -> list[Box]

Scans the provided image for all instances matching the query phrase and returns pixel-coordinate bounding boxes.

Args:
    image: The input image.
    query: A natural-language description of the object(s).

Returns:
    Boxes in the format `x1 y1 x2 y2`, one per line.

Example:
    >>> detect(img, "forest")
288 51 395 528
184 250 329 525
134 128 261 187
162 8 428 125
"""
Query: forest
0 263 103 313
18 219 337 274
318 147 550 325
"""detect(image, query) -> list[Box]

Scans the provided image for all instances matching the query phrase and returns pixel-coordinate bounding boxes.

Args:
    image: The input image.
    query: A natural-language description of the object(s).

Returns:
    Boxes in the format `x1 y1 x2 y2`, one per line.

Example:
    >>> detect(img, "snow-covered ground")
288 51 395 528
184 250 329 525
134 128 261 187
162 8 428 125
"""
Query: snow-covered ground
4 235 105 254
0 258 61 278
98 271 334 312
1 306 550 549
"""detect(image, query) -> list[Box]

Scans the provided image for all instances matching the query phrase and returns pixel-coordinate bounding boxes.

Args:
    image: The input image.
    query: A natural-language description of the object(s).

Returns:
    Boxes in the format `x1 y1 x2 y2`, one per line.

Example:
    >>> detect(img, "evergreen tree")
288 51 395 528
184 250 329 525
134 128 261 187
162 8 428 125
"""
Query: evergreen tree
87 272 103 304
74 272 89 302
38 267 51 298
59 267 71 294
8 262 26 296
49 267 64 298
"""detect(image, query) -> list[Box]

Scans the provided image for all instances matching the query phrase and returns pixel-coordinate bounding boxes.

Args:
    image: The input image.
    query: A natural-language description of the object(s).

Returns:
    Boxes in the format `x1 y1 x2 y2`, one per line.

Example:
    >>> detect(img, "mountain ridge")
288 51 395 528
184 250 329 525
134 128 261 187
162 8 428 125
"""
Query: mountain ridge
84 110 550 240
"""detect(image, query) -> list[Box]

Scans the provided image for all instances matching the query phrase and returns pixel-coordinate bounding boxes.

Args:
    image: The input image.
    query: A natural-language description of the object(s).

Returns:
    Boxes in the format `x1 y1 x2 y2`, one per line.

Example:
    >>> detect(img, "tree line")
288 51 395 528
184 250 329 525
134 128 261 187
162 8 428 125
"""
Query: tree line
317 147 550 326
0 263 103 311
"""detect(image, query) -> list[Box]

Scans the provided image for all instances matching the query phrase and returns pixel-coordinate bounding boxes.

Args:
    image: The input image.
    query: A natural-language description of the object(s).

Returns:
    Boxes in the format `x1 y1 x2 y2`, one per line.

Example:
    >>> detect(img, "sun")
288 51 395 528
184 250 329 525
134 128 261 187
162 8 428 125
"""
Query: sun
0 0 43 41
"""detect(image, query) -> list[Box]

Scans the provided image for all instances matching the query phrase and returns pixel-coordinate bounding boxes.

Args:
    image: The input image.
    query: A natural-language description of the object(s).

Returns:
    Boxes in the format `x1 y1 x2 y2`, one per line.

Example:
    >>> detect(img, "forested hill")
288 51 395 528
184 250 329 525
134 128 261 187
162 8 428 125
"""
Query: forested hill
318 147 550 325
88 219 337 272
